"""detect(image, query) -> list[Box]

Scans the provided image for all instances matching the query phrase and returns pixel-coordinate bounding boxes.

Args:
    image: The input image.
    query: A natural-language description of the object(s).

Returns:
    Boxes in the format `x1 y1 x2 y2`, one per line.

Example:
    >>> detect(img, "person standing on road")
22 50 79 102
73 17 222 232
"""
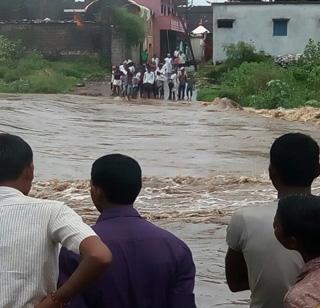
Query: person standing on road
0 133 112 308
143 66 155 99
164 54 173 78
178 68 187 101
187 75 195 102
126 68 133 100
112 66 121 96
156 63 167 100
152 54 159 68
169 69 178 101
179 51 186 68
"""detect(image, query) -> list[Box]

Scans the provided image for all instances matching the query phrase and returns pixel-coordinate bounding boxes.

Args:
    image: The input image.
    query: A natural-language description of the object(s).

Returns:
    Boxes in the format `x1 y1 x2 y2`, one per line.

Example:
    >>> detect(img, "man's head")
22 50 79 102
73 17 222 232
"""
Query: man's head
269 133 320 190
0 134 34 195
90 154 142 212
274 195 320 260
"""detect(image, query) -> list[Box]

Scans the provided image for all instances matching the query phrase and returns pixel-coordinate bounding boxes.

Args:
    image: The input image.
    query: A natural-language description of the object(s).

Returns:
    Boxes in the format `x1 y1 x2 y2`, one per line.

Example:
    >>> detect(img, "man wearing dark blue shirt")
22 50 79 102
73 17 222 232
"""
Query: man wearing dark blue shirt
59 154 196 308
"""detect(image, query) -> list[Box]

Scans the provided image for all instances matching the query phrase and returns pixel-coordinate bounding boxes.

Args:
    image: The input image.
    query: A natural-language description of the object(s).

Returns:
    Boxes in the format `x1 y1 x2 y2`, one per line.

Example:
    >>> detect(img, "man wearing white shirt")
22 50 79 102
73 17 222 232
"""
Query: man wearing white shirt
155 64 167 100
0 134 112 308
151 55 159 68
164 54 173 77
143 66 155 99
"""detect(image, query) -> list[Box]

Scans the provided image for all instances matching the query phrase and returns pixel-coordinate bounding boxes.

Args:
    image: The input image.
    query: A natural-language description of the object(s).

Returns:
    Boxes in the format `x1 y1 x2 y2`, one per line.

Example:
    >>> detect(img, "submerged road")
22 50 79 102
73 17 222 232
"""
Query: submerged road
1 93 319 180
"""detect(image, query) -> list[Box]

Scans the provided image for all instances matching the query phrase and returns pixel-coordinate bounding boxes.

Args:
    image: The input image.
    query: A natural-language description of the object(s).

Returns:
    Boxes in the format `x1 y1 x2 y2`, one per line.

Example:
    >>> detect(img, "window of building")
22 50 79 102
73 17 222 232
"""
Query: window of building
217 19 234 29
164 5 167 16
161 5 164 14
273 19 289 36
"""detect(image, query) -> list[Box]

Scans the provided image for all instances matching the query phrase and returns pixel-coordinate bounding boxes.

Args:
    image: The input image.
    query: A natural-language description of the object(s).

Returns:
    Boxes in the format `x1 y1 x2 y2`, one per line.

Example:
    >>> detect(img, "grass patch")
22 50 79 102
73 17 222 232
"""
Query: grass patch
197 87 221 102
0 52 107 94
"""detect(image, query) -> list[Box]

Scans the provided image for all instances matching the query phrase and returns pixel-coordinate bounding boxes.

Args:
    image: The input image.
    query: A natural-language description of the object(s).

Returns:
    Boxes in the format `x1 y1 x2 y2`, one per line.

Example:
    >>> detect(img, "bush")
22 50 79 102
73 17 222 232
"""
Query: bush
197 42 271 85
247 80 296 109
17 53 47 72
298 39 320 69
27 70 76 93
197 39 320 109
204 63 230 83
0 35 24 63
113 7 146 47
224 41 271 67
3 70 21 82
221 62 283 106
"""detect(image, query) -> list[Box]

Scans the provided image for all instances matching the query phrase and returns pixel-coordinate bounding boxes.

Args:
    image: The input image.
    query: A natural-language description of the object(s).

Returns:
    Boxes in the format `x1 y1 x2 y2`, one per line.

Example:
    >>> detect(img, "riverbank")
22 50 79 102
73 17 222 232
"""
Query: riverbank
245 106 320 125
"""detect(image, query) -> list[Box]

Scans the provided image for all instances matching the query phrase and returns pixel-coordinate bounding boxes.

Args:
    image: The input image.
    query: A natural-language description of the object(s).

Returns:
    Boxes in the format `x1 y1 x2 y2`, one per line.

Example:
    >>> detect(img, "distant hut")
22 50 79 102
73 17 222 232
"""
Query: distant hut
190 24 212 62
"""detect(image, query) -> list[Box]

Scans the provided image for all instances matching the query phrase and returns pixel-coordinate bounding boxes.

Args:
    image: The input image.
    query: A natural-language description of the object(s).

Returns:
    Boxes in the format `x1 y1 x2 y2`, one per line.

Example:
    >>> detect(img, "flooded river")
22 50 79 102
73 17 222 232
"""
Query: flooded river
2 94 320 307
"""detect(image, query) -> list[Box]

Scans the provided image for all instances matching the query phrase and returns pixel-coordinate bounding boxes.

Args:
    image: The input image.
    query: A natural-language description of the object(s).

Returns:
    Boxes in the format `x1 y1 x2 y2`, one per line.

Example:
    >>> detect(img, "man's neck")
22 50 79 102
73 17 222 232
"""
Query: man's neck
278 186 311 199
99 203 133 212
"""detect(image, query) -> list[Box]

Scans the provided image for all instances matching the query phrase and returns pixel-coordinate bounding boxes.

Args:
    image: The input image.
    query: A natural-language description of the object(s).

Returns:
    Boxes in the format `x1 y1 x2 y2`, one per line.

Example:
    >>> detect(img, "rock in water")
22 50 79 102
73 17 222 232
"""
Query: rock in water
205 97 243 111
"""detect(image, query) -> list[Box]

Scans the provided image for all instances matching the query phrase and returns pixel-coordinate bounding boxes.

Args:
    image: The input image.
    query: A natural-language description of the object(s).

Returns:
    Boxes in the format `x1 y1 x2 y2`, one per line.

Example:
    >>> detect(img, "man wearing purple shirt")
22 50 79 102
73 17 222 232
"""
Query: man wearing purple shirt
59 154 196 308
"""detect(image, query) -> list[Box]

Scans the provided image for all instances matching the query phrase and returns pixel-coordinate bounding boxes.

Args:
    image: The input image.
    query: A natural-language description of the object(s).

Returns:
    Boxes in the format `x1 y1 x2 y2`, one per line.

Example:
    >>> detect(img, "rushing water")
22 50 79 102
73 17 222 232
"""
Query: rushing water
2 94 320 307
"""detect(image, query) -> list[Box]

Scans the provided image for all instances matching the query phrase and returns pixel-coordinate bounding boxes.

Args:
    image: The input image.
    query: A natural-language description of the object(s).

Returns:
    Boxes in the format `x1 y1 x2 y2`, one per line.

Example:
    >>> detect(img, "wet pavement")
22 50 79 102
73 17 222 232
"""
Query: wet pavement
2 94 320 307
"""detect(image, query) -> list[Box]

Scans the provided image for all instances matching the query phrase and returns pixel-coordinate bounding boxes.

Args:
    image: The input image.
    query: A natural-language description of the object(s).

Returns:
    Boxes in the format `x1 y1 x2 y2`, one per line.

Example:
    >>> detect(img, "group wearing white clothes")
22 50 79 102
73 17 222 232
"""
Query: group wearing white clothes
111 51 193 100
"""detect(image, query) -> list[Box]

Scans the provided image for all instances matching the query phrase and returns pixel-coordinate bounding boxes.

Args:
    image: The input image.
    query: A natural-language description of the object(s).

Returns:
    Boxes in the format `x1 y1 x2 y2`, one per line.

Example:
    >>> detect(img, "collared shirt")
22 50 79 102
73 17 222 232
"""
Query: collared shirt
0 186 96 308
59 206 196 308
284 257 320 308
227 202 304 308
143 71 155 85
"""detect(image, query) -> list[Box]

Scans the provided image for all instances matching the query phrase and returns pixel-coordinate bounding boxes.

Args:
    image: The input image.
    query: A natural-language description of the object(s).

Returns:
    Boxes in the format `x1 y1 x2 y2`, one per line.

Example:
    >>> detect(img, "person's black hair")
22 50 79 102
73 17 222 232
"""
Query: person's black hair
0 134 33 182
91 154 142 205
270 133 319 186
277 195 320 256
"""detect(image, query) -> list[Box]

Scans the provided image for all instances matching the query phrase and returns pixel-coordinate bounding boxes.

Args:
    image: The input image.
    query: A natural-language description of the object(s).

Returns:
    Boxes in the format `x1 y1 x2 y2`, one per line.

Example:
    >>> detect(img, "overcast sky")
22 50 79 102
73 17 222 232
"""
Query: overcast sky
193 0 210 5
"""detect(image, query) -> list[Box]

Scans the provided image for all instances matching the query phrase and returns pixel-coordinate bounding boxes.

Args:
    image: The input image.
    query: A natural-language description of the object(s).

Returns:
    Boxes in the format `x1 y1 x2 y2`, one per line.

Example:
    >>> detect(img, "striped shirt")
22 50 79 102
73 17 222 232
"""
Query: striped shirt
0 186 97 308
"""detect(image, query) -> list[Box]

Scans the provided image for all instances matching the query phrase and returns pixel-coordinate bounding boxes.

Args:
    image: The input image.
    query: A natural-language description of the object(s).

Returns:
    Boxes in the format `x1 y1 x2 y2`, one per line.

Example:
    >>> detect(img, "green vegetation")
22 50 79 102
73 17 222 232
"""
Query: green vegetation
0 35 106 94
113 7 146 47
197 40 320 109
99 1 146 47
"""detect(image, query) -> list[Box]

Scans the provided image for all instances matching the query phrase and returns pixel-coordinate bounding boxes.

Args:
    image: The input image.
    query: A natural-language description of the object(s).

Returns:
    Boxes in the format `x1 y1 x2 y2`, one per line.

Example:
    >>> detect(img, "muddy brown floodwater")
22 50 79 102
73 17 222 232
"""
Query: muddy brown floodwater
2 94 320 307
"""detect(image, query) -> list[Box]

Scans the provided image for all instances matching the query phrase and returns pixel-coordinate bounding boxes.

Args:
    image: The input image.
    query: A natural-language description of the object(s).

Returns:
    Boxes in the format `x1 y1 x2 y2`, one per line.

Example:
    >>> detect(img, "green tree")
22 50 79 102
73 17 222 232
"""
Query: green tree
112 7 146 46
99 0 146 46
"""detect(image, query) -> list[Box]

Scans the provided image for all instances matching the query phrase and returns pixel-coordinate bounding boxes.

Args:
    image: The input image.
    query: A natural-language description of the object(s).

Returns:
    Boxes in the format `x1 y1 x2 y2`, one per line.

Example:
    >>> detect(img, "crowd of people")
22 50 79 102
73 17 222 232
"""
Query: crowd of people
111 51 195 102
1 132 320 308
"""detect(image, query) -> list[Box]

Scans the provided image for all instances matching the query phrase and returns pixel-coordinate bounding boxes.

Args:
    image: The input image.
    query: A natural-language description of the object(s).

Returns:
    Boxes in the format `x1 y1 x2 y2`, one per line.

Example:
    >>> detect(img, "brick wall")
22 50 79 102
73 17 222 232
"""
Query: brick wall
111 31 140 65
0 22 110 59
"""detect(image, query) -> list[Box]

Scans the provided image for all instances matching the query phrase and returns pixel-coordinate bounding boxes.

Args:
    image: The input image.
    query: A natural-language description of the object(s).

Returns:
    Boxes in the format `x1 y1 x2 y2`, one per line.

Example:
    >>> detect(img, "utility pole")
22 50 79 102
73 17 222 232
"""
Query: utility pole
174 0 198 71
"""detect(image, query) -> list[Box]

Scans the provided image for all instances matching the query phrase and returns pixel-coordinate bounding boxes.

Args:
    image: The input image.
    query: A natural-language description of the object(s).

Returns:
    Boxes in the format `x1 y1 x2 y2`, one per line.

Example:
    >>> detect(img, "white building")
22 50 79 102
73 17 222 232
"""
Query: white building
212 2 320 62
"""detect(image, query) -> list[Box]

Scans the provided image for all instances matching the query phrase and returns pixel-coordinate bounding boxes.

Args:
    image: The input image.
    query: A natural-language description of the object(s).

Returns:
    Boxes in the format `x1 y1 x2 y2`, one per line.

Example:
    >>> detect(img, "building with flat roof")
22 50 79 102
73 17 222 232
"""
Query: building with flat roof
212 2 320 62
135 0 186 58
